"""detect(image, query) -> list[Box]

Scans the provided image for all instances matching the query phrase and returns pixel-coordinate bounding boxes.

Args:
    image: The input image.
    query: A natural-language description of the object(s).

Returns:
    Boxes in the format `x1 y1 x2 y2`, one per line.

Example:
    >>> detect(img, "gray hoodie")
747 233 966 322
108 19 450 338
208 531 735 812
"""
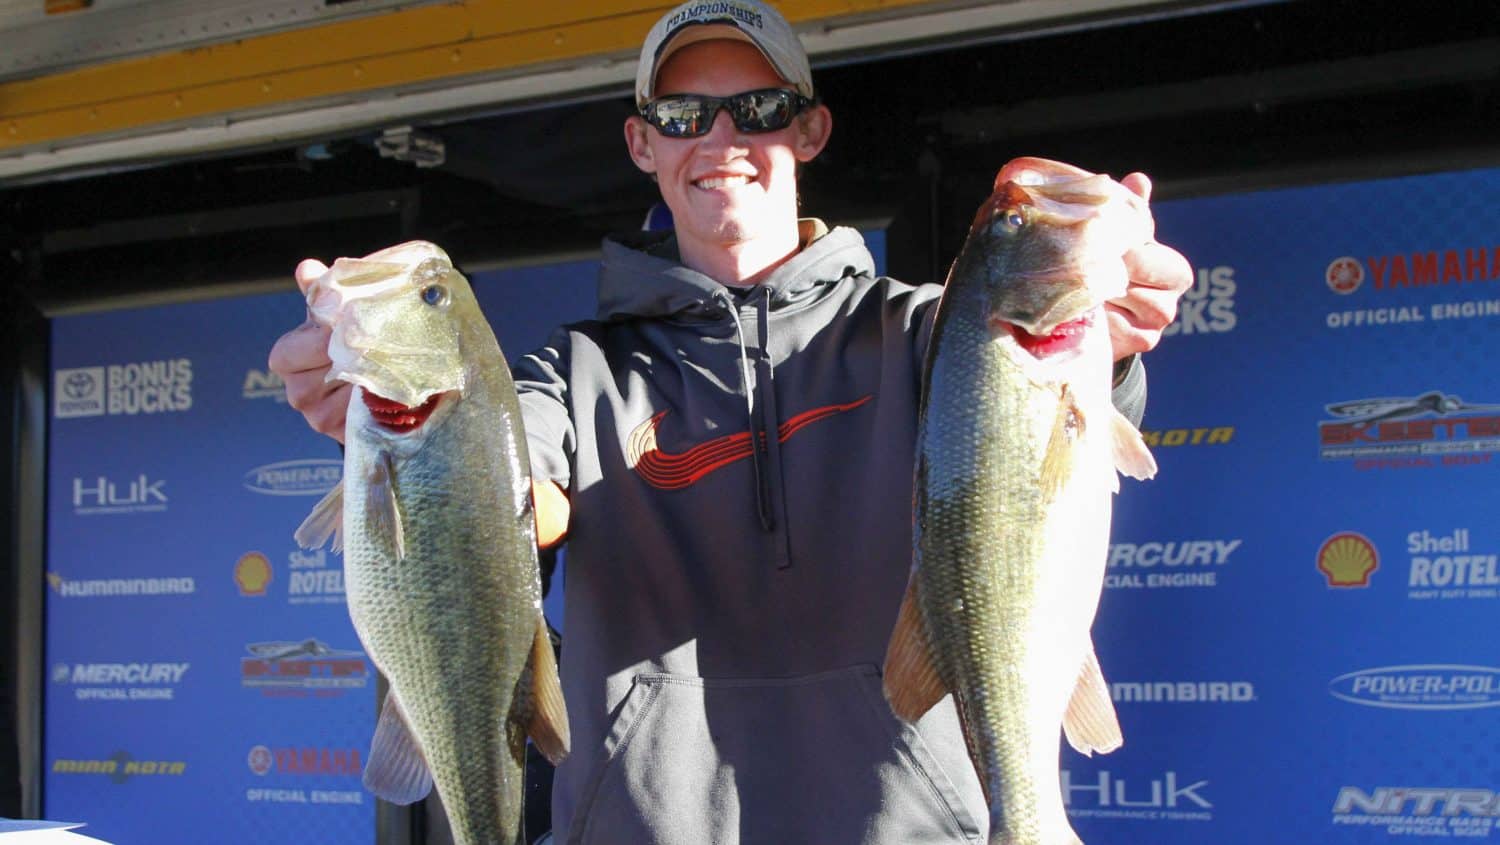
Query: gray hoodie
512 222 1145 845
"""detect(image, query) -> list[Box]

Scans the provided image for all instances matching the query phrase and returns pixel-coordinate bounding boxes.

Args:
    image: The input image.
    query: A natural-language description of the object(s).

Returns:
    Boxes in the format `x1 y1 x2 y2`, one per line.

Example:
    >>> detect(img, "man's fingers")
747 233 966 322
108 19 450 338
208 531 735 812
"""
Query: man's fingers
268 322 333 375
1122 240 1193 294
1121 171 1152 202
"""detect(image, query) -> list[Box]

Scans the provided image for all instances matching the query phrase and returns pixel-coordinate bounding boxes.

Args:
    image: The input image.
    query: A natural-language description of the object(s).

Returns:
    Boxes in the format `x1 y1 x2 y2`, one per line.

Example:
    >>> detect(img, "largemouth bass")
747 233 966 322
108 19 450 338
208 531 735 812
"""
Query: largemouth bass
883 158 1157 845
294 241 569 845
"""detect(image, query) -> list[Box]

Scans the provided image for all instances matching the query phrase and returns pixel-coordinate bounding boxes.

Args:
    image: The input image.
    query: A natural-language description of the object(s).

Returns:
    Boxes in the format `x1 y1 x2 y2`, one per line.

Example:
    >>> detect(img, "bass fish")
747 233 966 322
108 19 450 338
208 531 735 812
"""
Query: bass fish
883 158 1157 845
295 241 569 845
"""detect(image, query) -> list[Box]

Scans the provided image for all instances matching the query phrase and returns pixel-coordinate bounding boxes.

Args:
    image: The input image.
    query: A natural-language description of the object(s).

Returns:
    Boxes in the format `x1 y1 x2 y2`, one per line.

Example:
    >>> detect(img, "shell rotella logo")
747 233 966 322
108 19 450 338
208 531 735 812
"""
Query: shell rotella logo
1326 256 1365 294
234 552 273 597
1319 532 1379 588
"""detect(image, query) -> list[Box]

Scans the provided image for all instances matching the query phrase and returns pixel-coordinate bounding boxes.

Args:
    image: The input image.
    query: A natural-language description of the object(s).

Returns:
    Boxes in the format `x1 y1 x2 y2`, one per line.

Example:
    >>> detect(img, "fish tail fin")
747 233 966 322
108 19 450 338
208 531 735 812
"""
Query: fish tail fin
1062 646 1123 756
526 615 571 765
882 576 950 722
294 480 344 553
1109 406 1157 485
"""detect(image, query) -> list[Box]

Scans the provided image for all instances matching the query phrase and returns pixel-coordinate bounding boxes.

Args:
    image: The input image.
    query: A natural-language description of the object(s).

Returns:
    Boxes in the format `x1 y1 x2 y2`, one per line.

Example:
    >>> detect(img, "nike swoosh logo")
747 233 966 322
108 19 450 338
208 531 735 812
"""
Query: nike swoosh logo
626 395 873 490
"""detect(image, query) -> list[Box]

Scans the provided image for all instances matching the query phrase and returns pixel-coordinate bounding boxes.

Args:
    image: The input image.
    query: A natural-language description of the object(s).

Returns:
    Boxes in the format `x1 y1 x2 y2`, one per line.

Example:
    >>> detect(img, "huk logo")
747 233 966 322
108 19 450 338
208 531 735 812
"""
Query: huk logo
1062 769 1213 823
235 552 273 597
1326 257 1365 294
72 474 167 515
1318 532 1379 588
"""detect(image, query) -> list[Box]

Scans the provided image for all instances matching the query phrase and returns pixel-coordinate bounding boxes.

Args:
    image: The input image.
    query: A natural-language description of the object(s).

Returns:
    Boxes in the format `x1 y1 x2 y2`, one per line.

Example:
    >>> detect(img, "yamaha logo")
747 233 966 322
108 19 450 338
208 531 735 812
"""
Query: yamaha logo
1326 256 1364 294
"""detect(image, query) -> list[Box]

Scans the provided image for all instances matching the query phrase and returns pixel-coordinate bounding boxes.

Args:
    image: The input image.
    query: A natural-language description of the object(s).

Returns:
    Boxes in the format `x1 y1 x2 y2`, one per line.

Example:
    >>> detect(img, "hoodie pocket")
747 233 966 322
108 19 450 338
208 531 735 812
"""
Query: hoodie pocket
567 664 981 845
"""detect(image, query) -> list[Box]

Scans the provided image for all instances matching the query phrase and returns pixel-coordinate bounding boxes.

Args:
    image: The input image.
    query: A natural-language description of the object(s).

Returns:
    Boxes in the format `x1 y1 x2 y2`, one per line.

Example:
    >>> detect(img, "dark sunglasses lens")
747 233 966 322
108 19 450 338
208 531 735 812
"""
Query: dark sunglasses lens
648 96 713 137
730 90 795 132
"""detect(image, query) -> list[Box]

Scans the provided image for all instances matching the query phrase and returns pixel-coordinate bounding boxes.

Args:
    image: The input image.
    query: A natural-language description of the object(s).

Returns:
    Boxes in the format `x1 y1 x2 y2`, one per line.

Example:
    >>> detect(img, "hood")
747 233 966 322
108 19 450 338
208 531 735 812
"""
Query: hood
595 220 876 322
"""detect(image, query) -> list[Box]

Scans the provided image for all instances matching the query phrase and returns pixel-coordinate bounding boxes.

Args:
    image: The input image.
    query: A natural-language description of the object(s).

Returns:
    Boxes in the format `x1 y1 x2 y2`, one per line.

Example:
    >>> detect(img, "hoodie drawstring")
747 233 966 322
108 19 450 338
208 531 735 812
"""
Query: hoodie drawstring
754 286 793 569
714 291 775 533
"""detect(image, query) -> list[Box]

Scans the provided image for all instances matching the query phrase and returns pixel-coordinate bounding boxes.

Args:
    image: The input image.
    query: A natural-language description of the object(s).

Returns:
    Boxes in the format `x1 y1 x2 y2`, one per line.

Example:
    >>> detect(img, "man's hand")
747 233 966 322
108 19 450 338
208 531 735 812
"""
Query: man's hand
267 259 351 443
1107 172 1193 361
533 479 570 548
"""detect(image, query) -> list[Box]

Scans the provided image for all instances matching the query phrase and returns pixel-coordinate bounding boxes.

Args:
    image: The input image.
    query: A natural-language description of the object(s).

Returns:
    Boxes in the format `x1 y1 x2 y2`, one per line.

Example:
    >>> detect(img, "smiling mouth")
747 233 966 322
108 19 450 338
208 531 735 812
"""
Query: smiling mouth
694 175 752 190
362 391 442 433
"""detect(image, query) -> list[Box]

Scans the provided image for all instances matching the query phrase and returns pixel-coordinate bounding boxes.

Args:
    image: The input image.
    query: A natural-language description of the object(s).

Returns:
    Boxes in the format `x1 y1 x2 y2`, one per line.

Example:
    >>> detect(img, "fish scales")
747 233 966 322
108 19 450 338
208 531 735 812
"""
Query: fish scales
297 241 569 845
885 158 1156 845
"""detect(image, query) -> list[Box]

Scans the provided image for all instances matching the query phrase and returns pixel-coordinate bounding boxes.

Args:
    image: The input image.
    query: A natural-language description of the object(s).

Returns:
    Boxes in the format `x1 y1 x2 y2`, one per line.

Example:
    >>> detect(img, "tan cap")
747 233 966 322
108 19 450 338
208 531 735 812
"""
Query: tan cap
635 1 813 108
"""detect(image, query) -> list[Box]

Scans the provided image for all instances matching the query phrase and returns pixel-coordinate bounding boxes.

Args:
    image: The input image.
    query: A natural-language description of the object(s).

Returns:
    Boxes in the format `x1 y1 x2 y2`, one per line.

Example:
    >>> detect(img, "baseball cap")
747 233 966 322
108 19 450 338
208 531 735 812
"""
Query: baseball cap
635 1 814 108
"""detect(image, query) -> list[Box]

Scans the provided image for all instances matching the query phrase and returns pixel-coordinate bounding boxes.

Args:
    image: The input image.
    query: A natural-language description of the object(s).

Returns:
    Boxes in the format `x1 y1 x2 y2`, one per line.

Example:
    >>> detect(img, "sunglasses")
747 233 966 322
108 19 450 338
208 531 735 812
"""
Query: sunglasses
639 88 816 138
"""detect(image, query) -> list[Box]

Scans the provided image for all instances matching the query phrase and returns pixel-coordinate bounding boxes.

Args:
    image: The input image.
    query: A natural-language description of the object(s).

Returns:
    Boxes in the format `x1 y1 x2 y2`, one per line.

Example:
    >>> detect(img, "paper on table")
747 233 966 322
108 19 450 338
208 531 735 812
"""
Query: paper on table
0 820 113 844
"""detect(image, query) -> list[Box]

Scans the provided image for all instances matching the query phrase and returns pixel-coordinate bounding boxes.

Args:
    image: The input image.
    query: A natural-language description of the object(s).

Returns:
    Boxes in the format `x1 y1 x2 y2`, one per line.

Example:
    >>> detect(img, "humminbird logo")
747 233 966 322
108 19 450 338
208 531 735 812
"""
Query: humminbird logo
72 474 167 515
53 359 192 418
1333 786 1499 837
1319 391 1500 465
52 662 189 701
52 752 186 783
240 639 368 696
242 369 286 401
242 460 342 496
1329 665 1500 710
1111 682 1255 703
1063 770 1212 823
47 571 195 598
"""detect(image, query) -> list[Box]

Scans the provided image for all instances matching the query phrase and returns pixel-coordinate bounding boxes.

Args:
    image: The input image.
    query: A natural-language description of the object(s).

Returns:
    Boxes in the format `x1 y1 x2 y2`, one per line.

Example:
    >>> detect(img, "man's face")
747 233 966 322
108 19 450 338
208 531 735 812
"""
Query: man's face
625 39 828 250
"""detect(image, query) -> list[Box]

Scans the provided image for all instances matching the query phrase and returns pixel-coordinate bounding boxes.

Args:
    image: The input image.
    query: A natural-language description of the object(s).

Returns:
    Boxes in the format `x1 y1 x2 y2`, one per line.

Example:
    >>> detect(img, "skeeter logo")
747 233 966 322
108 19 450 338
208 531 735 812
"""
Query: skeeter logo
1329 665 1500 710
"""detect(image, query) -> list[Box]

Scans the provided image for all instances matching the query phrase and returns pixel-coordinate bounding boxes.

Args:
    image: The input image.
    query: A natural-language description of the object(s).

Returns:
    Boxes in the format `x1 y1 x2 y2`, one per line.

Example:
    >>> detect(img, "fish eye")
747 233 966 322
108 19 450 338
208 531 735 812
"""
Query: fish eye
993 206 1025 234
420 284 449 307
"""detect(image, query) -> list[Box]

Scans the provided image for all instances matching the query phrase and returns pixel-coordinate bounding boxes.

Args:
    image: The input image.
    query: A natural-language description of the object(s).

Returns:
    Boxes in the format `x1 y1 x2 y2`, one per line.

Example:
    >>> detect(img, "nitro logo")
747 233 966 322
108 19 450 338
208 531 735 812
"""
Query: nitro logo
52 752 186 783
53 359 192 418
1329 665 1500 710
1111 681 1255 703
287 549 344 605
1318 391 1500 463
248 746 362 776
1163 266 1236 335
242 460 342 496
1105 539 1239 589
1063 770 1212 823
1334 786 1499 838
1407 529 1500 601
72 474 167 515
52 661 189 701
242 369 285 401
46 571 195 598
1318 532 1378 588
240 639 368 697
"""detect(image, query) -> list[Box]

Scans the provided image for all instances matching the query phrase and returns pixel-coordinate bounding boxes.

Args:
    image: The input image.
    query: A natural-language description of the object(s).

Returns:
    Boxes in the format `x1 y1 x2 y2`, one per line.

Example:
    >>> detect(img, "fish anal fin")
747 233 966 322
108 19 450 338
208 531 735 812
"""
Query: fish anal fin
882 577 949 722
367 450 406 561
1039 388 1084 503
1110 407 1157 484
1062 646 1123 757
294 481 344 554
363 690 434 804
526 615 571 765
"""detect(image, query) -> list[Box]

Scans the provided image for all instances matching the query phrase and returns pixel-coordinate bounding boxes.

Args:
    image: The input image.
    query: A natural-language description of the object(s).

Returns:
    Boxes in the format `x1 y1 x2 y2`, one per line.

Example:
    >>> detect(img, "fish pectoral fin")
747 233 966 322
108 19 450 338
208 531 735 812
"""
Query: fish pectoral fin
881 577 950 722
1062 646 1124 756
367 449 407 561
1039 388 1084 503
294 481 344 553
363 690 434 805
1110 406 1158 484
526 615 572 766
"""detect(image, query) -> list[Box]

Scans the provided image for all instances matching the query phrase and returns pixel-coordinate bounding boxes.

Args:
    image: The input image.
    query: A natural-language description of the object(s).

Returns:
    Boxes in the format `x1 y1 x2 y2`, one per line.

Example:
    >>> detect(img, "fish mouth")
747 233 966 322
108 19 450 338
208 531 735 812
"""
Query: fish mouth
1004 312 1093 358
362 390 444 434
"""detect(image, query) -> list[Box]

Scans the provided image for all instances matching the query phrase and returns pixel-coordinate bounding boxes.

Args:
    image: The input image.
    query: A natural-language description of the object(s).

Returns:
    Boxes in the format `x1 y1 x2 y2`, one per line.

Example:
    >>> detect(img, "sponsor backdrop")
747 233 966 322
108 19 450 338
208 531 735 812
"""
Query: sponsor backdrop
42 234 887 842
44 163 1500 844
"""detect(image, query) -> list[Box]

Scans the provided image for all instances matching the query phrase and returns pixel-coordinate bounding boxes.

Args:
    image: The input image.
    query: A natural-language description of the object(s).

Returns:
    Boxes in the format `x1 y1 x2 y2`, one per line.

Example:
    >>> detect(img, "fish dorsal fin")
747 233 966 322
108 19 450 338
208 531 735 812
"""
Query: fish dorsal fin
1039 387 1085 503
882 577 950 722
363 689 434 804
294 480 344 553
1110 407 1158 487
1063 646 1124 756
527 615 571 765
367 449 406 561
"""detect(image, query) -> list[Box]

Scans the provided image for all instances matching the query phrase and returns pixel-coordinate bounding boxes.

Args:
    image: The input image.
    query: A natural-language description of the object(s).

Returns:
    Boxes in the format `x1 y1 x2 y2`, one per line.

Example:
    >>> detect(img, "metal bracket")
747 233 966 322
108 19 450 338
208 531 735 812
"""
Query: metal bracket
375 126 445 169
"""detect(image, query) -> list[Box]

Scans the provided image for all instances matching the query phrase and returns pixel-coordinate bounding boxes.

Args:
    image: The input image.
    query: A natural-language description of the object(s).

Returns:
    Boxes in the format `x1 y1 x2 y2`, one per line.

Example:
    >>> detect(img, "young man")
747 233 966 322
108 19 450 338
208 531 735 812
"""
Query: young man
271 2 1192 841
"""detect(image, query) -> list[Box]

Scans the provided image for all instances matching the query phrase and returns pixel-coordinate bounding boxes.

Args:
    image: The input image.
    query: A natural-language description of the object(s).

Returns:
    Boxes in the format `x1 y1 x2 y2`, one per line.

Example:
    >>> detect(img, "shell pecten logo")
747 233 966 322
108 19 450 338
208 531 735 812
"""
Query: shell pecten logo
235 552 273 597
1319 532 1379 588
